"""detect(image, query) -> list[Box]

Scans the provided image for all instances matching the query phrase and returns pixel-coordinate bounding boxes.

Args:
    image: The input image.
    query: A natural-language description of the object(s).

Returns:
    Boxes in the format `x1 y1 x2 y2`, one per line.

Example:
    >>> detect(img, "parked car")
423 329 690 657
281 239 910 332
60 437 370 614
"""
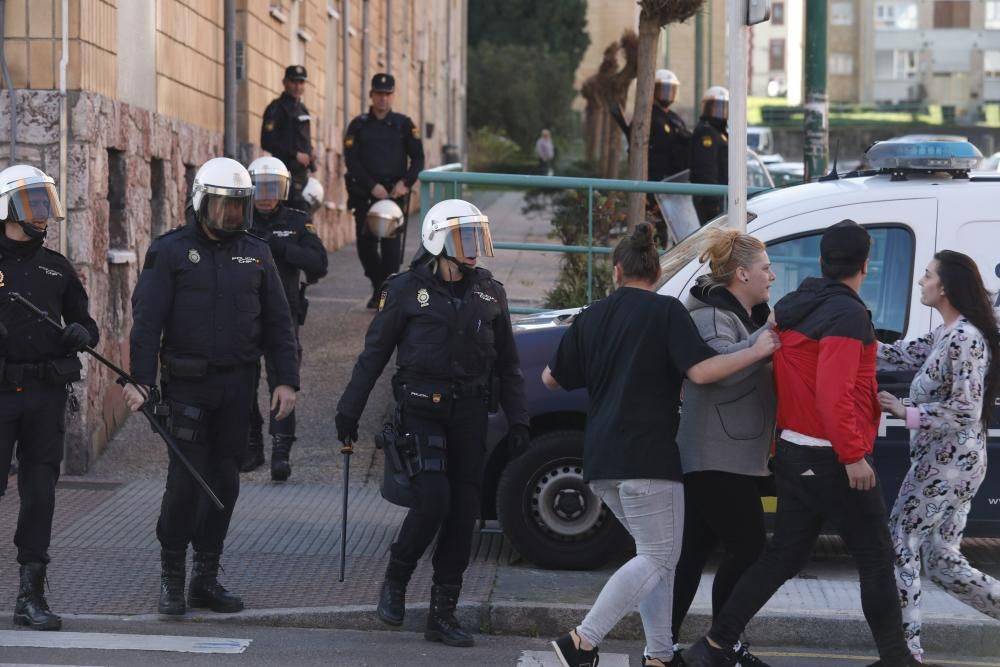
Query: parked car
479 138 1000 570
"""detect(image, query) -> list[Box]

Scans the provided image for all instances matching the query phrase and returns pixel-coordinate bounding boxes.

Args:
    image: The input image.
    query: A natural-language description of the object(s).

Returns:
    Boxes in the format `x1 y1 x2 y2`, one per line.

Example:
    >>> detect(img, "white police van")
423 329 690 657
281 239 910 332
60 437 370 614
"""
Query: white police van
487 138 1000 570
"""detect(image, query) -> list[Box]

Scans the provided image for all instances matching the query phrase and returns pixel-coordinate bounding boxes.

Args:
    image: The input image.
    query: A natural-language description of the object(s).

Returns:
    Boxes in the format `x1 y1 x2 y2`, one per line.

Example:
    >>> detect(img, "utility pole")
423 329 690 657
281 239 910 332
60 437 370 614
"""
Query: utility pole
223 0 236 158
727 0 749 232
803 0 829 181
694 11 704 105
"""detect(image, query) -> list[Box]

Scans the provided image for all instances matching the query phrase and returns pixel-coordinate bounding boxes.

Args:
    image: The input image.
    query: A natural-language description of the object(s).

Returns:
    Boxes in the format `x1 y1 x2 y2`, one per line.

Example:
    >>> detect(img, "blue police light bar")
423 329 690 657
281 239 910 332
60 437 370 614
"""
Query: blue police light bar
866 139 983 172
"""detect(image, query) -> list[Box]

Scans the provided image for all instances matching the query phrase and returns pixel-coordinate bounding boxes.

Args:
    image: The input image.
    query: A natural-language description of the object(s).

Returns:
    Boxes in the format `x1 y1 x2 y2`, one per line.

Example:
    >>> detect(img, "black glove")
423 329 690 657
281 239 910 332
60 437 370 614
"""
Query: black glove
507 424 531 459
61 322 92 352
268 234 288 259
335 413 359 444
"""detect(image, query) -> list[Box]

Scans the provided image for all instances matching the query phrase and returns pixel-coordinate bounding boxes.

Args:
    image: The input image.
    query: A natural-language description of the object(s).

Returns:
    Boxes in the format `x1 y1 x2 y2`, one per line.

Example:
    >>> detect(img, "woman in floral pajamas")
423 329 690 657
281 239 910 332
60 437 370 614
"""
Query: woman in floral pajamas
878 250 1000 662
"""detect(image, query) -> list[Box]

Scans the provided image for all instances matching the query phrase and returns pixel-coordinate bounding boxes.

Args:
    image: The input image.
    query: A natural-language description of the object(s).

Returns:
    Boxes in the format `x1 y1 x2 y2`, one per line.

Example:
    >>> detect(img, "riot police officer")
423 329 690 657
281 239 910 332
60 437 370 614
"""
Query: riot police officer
124 157 299 616
690 86 730 224
649 69 691 182
344 72 425 308
0 164 99 630
335 199 529 647
242 156 328 479
261 65 316 210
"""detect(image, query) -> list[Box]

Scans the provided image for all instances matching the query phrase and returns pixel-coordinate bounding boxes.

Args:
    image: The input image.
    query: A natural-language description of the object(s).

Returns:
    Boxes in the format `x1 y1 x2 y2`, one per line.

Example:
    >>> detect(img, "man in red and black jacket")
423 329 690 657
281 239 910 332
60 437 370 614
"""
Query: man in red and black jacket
684 221 924 667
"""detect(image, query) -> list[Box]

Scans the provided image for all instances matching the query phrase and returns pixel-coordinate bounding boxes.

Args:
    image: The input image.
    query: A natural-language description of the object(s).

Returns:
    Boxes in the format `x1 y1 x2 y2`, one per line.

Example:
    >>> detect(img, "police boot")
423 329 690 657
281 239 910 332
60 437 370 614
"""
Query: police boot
425 584 474 647
13 562 61 630
158 548 187 615
376 557 415 626
188 552 244 613
241 427 265 473
270 435 295 482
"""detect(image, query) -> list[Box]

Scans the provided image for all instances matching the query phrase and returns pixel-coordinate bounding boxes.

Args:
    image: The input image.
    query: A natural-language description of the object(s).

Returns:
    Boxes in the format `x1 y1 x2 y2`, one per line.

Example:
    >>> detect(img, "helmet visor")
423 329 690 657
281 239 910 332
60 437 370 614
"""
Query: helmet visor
8 181 64 223
442 217 494 259
656 81 678 106
702 99 729 120
252 173 290 203
200 193 253 234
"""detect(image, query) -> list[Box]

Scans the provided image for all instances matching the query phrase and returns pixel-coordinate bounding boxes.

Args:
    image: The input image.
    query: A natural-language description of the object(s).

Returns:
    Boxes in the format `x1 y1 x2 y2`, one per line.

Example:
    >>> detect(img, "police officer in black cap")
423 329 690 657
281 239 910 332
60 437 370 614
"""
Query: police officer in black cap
0 164 98 631
344 72 425 308
690 86 731 225
335 199 528 648
261 64 316 211
124 157 299 617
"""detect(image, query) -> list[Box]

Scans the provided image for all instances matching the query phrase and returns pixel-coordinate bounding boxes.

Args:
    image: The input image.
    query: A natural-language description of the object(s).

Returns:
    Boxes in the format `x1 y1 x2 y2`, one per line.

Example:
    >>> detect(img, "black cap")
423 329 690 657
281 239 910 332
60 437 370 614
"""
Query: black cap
371 73 395 93
284 65 307 81
821 220 871 266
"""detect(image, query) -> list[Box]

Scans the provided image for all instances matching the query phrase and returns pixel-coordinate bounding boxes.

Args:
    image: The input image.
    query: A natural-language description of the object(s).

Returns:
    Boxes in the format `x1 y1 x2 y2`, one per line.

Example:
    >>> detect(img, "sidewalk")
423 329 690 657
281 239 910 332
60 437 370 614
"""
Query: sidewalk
1 191 999 659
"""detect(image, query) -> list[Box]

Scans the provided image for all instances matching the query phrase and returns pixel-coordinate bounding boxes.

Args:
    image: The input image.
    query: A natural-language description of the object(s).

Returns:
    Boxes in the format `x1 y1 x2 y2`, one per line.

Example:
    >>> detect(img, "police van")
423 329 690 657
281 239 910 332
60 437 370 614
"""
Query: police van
482 138 1000 570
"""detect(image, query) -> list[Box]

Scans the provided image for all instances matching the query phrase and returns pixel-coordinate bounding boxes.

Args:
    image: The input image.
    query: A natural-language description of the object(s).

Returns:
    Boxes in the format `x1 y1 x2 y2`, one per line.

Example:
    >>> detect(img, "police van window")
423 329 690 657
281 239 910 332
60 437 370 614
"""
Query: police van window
767 226 914 342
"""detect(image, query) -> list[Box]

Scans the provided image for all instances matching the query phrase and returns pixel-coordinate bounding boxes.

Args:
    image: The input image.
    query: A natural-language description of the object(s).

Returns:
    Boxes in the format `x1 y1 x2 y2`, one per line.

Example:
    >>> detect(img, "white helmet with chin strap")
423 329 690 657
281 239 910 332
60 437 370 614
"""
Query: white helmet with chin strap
701 86 730 121
420 199 493 259
366 199 404 239
191 157 255 236
301 177 324 213
247 156 290 203
654 69 680 107
0 164 64 240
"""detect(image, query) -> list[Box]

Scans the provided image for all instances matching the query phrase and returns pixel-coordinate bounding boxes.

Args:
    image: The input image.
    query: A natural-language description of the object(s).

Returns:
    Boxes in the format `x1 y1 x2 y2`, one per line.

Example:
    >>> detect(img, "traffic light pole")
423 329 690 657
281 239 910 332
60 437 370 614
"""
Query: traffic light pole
803 0 829 181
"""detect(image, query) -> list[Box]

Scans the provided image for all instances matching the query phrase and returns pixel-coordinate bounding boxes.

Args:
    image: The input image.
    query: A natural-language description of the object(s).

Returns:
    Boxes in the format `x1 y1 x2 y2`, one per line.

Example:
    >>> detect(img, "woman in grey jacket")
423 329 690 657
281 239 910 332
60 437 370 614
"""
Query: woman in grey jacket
671 229 777 667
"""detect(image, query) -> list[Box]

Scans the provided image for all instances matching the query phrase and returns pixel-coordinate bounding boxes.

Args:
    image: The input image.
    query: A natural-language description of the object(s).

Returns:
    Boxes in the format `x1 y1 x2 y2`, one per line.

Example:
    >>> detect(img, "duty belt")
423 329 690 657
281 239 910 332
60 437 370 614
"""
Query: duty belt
1 361 47 385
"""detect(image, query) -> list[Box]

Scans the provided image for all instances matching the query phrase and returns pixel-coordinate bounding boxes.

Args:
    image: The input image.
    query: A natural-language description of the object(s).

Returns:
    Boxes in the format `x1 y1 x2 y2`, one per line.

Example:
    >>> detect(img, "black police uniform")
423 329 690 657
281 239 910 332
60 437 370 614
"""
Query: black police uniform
130 210 299 559
246 205 327 469
261 92 315 211
337 260 528 587
344 108 424 294
0 235 98 567
690 116 729 224
648 104 691 182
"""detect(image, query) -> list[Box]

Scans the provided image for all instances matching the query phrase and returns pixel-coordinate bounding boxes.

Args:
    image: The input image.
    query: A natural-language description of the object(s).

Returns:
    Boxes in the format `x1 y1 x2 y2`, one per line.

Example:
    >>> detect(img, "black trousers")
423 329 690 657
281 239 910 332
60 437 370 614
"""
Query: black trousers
709 441 911 664
389 394 487 587
671 470 767 640
156 365 257 554
0 383 67 565
353 199 403 290
249 329 302 438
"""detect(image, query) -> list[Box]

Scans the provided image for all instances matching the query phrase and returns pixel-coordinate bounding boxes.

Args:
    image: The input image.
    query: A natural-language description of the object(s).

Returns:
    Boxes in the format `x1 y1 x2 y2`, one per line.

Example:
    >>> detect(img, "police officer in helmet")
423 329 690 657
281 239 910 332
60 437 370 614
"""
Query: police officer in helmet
690 86 730 225
124 157 299 617
649 69 691 182
0 165 98 630
335 199 529 647
242 157 328 479
261 65 316 210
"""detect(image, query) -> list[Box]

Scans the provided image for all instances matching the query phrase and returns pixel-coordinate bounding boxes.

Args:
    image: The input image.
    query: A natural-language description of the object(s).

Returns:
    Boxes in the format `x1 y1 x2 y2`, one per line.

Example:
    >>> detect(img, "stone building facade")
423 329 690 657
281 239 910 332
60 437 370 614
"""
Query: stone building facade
0 0 467 472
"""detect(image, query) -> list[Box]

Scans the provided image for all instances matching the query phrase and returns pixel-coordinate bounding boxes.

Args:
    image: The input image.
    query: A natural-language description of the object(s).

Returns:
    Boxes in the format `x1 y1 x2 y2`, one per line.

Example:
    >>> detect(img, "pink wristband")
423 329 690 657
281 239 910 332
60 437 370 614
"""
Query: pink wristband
905 406 921 429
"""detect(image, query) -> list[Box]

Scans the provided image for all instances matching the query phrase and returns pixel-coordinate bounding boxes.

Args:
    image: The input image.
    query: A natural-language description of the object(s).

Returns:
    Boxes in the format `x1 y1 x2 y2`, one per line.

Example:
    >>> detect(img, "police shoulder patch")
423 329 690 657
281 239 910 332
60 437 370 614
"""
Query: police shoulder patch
345 135 355 148
378 289 388 312
701 136 713 148
663 123 671 134
264 120 275 132
304 223 316 233
411 126 420 139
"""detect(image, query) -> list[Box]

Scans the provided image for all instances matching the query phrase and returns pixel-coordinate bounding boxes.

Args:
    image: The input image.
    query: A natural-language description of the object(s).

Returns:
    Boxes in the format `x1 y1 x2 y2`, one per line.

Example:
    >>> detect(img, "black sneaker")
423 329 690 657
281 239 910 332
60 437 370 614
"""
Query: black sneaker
734 642 771 667
682 637 737 667
551 632 599 667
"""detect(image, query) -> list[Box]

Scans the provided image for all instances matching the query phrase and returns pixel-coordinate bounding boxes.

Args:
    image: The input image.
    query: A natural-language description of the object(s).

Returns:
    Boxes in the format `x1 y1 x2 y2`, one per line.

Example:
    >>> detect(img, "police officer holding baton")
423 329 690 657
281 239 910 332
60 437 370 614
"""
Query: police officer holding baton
124 157 299 617
344 73 424 308
261 65 316 210
335 199 529 647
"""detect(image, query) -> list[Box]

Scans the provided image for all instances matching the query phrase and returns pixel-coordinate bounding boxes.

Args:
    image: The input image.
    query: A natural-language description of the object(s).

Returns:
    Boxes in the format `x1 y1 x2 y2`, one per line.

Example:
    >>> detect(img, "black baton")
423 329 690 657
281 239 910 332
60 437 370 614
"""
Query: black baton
339 438 354 582
398 191 412 265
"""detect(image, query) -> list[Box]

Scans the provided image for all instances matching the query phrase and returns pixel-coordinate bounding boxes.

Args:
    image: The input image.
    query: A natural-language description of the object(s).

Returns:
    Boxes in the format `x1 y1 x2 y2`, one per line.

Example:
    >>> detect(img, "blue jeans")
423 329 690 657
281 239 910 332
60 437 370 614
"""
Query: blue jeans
577 479 684 660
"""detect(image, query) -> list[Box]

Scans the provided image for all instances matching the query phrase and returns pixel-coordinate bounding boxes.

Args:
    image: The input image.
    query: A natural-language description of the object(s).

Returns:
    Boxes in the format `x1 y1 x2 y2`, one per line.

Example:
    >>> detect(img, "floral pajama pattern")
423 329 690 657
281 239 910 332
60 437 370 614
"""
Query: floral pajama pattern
878 319 1000 656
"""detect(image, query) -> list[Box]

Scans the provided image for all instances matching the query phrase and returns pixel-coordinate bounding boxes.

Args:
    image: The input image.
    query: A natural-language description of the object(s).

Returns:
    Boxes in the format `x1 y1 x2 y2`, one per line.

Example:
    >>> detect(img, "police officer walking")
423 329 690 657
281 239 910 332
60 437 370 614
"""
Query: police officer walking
123 157 299 616
649 69 691 182
335 199 529 647
690 86 730 225
261 65 316 210
242 156 328 479
0 164 99 630
344 72 424 308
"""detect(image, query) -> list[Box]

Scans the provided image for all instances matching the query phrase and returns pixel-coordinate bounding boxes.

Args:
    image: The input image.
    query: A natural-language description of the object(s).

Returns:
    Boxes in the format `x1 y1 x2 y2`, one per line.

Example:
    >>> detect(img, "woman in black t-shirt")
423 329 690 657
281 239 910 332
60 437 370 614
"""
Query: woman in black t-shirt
543 224 779 667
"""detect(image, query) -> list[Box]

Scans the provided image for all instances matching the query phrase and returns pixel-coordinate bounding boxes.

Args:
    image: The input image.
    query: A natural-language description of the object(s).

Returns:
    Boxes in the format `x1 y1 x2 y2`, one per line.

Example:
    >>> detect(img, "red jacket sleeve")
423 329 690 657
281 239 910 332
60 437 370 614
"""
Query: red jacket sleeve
816 335 867 464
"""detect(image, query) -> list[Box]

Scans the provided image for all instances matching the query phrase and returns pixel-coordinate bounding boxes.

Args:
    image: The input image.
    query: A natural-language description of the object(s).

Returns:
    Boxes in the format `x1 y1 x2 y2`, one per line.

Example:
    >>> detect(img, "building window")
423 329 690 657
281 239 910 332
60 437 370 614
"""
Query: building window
829 53 854 76
769 39 785 71
875 49 918 79
875 1 918 30
933 1 970 28
831 2 854 26
772 1 784 25
987 1 1000 29
986 50 1000 78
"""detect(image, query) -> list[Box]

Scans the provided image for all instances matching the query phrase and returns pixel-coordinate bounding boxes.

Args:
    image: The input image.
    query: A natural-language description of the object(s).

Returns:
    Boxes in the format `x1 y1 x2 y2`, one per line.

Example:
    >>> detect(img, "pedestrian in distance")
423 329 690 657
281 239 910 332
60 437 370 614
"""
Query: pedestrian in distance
124 157 299 618
542 223 780 667
877 250 1000 662
671 229 777 667
535 128 556 176
344 73 425 309
0 164 99 631
682 221 939 667
690 86 730 225
242 156 328 480
335 199 529 648
261 64 317 211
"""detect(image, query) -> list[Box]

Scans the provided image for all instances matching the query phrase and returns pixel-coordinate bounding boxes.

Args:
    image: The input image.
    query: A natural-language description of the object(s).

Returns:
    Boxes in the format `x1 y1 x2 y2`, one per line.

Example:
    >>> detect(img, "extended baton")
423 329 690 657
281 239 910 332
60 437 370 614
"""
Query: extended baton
7 291 225 511
339 437 354 582
398 191 412 266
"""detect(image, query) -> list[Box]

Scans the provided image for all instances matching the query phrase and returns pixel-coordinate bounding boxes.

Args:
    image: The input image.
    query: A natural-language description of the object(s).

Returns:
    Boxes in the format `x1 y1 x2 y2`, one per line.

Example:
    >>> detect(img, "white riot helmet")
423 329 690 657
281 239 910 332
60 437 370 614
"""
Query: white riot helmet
701 86 730 121
302 177 324 213
654 69 680 107
247 156 290 204
420 199 493 259
0 164 64 240
191 157 254 236
366 199 405 239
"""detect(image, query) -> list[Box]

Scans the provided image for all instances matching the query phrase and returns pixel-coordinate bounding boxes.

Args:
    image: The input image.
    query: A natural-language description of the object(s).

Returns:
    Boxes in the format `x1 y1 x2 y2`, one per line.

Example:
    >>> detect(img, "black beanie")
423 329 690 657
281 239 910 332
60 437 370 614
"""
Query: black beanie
821 220 870 268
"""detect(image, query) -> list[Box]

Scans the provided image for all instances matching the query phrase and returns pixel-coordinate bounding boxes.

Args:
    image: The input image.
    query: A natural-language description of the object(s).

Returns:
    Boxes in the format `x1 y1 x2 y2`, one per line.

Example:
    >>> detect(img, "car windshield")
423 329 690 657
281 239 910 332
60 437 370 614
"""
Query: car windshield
654 212 757 290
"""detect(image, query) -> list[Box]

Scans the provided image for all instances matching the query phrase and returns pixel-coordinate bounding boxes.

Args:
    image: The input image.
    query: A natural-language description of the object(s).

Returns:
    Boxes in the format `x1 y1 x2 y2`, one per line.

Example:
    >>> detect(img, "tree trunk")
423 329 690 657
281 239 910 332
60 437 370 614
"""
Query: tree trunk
625 18 661 231
584 105 598 163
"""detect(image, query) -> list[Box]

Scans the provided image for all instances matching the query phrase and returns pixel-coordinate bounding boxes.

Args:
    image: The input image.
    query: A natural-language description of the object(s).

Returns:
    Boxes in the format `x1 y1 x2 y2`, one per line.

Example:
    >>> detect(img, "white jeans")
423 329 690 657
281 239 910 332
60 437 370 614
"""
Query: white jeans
576 479 684 659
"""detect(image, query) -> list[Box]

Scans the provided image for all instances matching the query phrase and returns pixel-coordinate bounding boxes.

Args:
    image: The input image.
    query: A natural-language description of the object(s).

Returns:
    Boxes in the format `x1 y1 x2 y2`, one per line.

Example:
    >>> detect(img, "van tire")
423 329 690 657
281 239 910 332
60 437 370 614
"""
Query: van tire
496 430 630 570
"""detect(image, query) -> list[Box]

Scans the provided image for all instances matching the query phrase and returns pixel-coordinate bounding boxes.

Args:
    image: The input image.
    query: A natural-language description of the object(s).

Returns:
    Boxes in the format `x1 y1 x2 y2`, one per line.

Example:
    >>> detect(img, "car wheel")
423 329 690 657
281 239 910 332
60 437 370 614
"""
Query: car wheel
496 430 630 570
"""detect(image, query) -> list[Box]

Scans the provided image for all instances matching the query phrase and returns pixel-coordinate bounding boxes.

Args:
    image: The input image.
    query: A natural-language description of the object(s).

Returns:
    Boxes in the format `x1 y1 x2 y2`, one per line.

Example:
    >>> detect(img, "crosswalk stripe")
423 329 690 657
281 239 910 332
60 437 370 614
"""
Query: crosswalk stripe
517 649 630 666
0 631 250 654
